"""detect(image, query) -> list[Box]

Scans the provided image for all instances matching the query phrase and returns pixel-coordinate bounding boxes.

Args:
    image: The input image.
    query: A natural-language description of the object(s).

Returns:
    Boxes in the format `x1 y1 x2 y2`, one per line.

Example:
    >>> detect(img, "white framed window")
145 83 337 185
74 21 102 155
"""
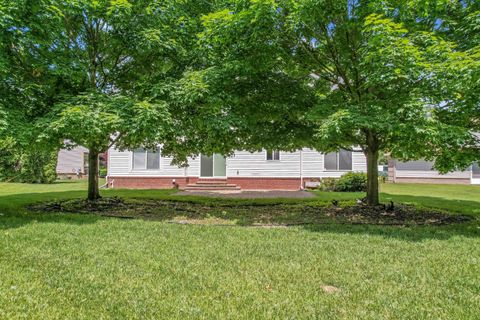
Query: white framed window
266 150 280 161
133 148 160 170
324 150 352 171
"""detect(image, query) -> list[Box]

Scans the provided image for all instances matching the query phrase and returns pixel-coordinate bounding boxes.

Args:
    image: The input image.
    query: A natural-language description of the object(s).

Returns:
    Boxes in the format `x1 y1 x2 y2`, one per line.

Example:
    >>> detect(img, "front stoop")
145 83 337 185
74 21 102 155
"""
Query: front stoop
182 178 241 191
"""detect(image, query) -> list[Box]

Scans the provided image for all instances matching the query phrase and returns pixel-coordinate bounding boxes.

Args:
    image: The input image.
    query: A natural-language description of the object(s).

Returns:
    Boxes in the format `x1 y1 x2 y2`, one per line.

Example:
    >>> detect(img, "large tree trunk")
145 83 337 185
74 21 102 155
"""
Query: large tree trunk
87 150 101 201
365 148 379 206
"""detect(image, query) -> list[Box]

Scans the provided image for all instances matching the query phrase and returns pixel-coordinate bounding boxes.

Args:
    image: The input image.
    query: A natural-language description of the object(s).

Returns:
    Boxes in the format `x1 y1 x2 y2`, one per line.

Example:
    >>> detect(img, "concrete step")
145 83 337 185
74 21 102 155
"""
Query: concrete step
183 188 241 191
182 183 241 191
195 180 229 185
185 184 240 189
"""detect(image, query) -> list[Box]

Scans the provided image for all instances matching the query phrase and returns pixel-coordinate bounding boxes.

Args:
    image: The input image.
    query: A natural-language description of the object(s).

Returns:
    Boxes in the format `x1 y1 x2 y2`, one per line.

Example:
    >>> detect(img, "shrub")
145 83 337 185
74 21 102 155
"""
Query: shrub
19 148 58 183
378 171 388 183
99 167 107 178
335 172 367 192
0 137 57 183
319 178 338 191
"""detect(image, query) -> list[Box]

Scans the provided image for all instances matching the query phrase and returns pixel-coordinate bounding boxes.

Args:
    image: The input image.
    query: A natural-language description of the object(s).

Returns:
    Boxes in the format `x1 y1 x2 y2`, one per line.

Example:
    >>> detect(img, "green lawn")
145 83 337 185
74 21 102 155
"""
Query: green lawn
0 181 479 319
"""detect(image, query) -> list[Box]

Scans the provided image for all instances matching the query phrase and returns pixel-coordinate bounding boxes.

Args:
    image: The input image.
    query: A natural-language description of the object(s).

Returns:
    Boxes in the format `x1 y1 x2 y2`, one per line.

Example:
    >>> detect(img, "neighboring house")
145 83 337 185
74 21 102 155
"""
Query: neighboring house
56 146 89 178
107 147 367 190
388 160 480 185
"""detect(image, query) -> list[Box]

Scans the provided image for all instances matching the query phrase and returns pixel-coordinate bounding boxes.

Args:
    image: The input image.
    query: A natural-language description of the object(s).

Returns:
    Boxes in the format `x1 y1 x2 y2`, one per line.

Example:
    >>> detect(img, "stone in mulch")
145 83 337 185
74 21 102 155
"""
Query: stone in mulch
321 285 341 294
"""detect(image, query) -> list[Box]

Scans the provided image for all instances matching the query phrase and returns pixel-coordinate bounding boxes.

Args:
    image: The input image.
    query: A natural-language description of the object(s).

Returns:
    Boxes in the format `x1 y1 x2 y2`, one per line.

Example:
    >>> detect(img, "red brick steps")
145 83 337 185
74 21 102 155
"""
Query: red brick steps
182 179 241 191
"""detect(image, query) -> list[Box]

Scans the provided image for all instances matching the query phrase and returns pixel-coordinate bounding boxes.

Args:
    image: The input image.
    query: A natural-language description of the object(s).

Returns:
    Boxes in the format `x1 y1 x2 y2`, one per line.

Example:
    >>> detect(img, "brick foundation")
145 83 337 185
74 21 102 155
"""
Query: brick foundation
107 176 317 190
108 177 198 189
393 177 471 185
227 177 302 190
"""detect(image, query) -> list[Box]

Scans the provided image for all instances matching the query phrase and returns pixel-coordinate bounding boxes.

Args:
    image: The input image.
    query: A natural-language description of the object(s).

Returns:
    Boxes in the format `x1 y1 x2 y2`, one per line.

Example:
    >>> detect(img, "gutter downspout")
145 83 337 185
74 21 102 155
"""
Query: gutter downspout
470 165 473 185
300 149 304 190
393 160 397 183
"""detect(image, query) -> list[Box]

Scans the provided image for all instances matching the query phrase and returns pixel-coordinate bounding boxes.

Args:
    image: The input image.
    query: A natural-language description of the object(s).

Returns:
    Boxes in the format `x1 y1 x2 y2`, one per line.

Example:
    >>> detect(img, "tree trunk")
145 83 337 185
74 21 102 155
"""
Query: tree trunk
87 150 101 201
365 148 379 206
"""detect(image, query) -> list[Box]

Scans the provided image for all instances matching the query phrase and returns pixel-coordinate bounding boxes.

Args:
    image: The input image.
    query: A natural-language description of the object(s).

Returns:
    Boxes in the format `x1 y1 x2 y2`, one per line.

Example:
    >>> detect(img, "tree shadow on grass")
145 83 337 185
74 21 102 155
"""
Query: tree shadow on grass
301 221 480 242
0 190 478 242
0 191 102 230
302 192 480 241
381 193 480 216
0 212 104 230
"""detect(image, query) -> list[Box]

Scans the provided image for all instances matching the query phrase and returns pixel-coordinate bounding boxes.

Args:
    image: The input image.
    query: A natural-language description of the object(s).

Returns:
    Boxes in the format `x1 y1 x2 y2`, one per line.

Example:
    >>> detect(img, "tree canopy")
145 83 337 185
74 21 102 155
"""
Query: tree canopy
184 0 480 204
1 0 478 203
1 0 213 199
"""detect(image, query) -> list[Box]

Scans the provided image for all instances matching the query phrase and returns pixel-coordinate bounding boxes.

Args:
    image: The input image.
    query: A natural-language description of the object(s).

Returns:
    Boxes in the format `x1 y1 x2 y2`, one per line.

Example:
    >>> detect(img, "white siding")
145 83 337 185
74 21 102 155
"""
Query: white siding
393 160 472 179
352 152 367 171
302 148 324 177
395 170 471 179
107 147 368 178
225 148 366 178
181 156 200 177
56 146 88 174
108 148 200 177
108 149 131 175
227 150 301 177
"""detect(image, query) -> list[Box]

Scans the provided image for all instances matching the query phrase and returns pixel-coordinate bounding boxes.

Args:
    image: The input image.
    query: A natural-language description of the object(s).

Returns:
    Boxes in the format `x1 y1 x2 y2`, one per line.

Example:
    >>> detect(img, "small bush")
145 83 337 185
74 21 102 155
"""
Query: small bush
335 172 367 192
378 171 388 183
319 178 338 191
99 168 107 178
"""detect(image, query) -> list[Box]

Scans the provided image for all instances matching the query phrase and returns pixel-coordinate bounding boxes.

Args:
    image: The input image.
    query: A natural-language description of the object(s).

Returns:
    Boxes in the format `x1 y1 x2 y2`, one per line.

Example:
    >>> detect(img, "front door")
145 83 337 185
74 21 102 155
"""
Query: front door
200 154 226 177
472 162 480 185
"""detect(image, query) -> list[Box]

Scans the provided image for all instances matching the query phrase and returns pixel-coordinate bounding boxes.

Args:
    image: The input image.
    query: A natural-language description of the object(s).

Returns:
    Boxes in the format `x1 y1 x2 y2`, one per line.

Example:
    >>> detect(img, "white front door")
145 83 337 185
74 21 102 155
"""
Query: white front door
200 154 226 177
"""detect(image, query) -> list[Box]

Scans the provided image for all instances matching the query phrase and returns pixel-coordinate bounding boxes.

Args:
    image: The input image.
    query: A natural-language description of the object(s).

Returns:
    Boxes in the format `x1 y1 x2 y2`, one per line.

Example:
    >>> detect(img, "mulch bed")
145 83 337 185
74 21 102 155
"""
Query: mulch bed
27 197 473 227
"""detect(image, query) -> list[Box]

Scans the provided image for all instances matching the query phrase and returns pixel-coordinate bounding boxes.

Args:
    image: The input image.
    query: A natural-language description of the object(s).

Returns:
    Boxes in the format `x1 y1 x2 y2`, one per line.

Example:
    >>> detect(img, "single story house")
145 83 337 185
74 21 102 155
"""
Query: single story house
388 160 480 185
106 147 367 190
56 146 89 178
57 146 107 179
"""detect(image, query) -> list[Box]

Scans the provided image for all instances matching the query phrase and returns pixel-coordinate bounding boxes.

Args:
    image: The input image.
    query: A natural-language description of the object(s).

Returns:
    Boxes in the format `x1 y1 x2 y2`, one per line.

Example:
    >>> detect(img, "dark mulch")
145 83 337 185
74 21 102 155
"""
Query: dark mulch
175 190 316 199
27 197 473 227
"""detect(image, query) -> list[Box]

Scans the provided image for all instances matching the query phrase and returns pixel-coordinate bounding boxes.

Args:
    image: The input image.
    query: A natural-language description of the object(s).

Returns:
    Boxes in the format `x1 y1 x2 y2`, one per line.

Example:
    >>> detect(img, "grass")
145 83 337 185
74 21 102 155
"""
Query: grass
314 183 480 216
0 181 479 319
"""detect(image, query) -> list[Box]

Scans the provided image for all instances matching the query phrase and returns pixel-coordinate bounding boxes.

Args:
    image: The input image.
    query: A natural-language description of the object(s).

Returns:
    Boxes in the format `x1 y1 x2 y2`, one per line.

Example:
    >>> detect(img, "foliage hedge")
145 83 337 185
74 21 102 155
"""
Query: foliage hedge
335 172 368 192
320 172 367 192
0 137 57 183
99 168 107 178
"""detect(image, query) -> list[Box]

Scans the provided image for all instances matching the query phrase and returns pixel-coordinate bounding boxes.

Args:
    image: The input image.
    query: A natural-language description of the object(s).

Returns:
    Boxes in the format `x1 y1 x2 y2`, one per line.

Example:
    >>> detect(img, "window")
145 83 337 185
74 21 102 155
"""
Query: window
339 149 352 170
133 149 146 170
133 148 160 170
324 152 338 170
266 150 280 161
324 150 352 171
